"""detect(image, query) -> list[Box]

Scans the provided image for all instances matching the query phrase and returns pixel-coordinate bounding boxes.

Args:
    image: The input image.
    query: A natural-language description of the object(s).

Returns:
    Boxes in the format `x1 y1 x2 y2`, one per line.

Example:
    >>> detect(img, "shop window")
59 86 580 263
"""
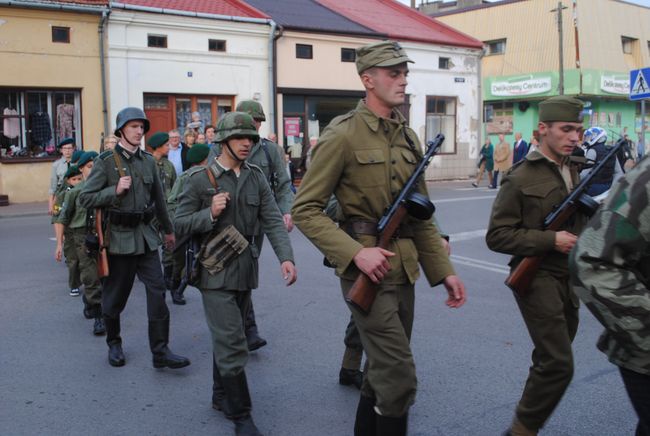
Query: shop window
439 57 450 70
622 36 636 54
0 88 81 161
485 101 513 135
52 26 70 43
425 96 456 154
341 48 356 62
209 39 226 52
485 39 506 55
148 34 167 48
296 44 313 59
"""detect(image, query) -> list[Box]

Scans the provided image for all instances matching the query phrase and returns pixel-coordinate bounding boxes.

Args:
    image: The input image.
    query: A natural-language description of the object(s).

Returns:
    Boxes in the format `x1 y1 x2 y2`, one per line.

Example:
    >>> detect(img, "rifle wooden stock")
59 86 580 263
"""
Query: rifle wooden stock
95 208 109 278
345 206 408 314
504 205 576 296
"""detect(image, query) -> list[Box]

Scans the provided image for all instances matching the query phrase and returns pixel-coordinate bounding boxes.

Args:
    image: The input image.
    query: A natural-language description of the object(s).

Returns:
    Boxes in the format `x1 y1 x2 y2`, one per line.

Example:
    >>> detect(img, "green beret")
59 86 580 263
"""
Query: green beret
58 137 75 148
77 151 98 168
70 150 84 163
187 143 210 164
356 40 413 74
147 131 169 149
64 165 81 179
538 96 584 123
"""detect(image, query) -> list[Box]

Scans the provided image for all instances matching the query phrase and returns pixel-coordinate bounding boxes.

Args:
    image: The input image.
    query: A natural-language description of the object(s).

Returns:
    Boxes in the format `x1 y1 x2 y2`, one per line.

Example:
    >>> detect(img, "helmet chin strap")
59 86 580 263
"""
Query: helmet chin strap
225 142 246 163
119 129 141 149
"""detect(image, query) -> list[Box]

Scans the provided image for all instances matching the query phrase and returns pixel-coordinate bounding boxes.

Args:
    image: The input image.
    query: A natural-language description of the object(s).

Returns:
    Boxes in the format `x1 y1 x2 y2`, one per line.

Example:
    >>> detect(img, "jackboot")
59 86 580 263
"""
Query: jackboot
93 317 106 336
245 303 267 352
105 317 125 367
171 281 186 306
339 368 363 389
354 395 376 436
82 295 93 319
221 371 262 436
376 413 408 436
212 356 226 411
148 319 191 369
504 417 537 436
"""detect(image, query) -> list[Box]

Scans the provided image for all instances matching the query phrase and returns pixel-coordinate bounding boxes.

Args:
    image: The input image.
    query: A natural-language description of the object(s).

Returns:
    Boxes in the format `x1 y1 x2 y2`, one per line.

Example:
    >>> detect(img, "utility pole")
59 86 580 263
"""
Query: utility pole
551 2 568 95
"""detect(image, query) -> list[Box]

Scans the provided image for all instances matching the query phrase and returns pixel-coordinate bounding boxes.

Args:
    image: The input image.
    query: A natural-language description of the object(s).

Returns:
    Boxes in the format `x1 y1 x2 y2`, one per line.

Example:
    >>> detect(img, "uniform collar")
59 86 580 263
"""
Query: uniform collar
356 100 407 133
115 143 142 160
527 149 570 167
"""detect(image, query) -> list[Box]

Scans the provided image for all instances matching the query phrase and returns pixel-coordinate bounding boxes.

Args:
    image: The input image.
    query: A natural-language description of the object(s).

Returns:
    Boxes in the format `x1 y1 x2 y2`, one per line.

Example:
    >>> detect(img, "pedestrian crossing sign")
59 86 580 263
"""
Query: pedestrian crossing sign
630 68 650 100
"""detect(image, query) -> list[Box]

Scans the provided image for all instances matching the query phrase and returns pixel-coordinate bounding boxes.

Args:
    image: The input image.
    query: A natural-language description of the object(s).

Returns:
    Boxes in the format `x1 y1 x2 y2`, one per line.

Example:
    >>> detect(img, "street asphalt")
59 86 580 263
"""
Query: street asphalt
0 180 637 435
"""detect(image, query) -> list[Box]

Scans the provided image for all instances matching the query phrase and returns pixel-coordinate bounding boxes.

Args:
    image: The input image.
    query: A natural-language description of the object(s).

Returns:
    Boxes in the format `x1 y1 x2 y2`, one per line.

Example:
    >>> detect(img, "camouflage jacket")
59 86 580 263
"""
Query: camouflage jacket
570 155 650 375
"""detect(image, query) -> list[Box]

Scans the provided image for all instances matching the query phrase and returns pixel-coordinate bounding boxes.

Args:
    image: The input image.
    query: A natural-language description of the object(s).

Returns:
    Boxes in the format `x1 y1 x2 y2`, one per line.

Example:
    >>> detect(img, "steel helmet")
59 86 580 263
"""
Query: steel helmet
235 100 266 121
582 127 607 147
214 112 260 144
114 107 150 137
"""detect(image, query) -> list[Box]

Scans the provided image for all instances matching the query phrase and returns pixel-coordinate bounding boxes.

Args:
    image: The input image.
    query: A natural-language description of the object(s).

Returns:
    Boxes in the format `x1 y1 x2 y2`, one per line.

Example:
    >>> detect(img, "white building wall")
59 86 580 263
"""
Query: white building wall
402 41 481 180
107 11 272 135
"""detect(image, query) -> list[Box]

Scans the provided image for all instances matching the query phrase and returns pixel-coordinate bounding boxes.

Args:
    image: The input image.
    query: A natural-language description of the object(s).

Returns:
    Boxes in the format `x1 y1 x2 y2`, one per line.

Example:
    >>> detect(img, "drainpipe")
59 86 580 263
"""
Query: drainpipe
272 24 284 137
99 10 109 138
267 20 277 135
477 47 485 158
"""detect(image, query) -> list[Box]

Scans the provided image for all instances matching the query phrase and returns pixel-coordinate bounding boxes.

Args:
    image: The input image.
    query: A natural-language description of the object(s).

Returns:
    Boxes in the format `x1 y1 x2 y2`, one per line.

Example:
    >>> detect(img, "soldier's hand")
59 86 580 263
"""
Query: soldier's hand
281 261 297 286
210 192 230 219
283 214 294 232
115 176 132 196
54 244 63 262
442 275 466 308
554 231 577 254
353 247 395 284
164 233 175 250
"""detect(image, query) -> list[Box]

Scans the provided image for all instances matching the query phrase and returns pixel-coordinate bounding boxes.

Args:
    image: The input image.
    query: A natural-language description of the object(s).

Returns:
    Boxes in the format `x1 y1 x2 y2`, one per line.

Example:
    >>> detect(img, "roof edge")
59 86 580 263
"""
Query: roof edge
111 1 271 23
430 0 525 17
0 0 108 13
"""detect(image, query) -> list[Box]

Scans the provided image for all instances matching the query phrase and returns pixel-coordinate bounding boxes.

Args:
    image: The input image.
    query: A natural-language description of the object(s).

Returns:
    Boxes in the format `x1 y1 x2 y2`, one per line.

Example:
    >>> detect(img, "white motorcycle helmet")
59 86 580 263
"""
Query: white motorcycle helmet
582 126 607 147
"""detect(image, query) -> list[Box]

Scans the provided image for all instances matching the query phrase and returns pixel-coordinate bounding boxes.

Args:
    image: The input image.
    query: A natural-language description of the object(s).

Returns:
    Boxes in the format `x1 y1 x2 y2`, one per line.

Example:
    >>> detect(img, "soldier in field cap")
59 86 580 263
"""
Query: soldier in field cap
487 95 589 436
292 40 466 435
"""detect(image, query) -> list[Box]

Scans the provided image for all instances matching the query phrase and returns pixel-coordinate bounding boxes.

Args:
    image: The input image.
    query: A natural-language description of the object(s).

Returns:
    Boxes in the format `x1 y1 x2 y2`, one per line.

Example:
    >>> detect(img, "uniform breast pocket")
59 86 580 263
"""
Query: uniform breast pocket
245 194 261 229
521 180 562 224
351 149 386 187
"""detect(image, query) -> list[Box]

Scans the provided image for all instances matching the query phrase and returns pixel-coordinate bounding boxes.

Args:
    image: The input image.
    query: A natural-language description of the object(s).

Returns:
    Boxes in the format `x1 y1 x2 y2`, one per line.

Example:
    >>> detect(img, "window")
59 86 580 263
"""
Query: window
52 27 70 43
209 39 226 52
622 36 637 54
648 41 650 55
425 96 456 154
485 101 513 135
341 48 356 62
438 57 450 70
296 44 313 59
485 39 506 55
0 88 81 160
148 34 167 48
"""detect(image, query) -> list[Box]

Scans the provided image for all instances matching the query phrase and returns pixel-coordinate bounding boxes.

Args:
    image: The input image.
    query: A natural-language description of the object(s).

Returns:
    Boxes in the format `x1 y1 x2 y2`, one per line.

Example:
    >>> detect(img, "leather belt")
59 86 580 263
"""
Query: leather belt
343 220 414 239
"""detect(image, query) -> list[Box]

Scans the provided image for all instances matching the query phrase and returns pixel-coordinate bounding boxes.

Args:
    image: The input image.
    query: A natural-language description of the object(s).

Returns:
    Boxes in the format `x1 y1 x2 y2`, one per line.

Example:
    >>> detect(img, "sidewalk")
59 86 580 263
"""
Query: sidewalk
0 201 49 219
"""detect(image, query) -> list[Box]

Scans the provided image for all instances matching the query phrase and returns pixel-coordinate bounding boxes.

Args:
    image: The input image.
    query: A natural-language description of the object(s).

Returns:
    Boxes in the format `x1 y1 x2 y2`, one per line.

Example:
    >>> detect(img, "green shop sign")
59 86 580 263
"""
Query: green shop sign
581 69 630 96
484 70 580 100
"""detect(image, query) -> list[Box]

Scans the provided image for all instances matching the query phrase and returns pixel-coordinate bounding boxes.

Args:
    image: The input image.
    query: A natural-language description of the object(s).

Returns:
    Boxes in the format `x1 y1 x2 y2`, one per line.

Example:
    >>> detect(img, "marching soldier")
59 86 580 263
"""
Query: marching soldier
175 112 296 436
486 96 588 435
55 152 105 335
208 100 294 351
292 41 466 435
49 137 76 216
79 107 190 370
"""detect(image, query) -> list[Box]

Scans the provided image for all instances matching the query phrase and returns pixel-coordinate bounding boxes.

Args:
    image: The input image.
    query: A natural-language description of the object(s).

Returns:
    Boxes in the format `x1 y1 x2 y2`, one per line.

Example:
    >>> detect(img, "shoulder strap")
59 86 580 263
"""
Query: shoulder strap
112 149 126 177
206 165 219 191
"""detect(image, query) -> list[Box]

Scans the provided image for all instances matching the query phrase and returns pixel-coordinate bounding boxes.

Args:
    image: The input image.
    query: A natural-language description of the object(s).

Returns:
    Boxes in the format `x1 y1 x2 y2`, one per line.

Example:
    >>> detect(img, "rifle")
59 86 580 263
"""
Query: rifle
345 134 445 314
95 208 109 278
505 139 625 296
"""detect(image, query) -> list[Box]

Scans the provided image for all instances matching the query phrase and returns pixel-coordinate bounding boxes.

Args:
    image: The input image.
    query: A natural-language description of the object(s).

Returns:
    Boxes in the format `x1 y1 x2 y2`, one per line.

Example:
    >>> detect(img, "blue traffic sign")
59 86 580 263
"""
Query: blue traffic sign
630 68 650 100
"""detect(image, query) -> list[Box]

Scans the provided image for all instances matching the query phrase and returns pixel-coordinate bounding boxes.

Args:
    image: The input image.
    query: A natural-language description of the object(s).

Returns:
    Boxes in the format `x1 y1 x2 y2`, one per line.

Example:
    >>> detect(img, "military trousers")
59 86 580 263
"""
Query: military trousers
342 314 364 370
513 271 579 431
619 367 650 436
341 279 416 418
63 228 81 290
102 249 170 323
70 229 102 308
200 289 250 378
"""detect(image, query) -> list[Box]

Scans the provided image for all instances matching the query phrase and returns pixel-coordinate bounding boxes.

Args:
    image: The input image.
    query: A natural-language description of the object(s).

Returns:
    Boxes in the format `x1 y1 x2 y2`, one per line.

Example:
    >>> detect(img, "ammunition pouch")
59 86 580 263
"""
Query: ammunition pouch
107 204 155 228
84 233 100 254
199 225 250 275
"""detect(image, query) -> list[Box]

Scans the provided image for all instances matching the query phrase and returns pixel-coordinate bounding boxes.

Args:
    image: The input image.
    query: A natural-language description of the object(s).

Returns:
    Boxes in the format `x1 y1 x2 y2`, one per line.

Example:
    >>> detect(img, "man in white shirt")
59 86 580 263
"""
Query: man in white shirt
167 129 186 175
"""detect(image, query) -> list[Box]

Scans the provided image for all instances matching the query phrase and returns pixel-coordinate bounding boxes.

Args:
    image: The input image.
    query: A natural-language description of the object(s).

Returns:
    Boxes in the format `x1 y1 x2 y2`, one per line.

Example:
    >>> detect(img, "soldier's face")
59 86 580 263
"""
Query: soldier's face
538 121 583 163
364 64 409 108
226 137 253 160
121 121 144 145
81 162 93 178
159 143 170 157
68 174 83 186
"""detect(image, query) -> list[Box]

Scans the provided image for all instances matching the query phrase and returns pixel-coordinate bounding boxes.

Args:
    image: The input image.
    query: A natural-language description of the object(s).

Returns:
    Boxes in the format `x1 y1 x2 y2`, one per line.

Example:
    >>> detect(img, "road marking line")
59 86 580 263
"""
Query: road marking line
449 229 486 242
435 195 496 203
450 254 510 275
49 237 56 241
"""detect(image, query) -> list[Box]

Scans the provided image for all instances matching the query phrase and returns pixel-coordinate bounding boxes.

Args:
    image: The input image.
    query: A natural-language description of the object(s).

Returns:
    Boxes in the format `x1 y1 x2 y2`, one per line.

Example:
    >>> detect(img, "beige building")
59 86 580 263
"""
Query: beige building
434 0 650 151
0 1 108 203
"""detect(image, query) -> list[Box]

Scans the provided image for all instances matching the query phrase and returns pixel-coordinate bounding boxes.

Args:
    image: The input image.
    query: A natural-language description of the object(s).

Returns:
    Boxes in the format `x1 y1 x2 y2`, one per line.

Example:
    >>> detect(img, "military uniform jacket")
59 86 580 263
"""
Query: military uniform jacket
570 155 650 375
167 169 192 218
51 183 73 225
174 162 294 291
156 156 177 195
79 144 173 255
486 149 586 276
208 138 294 215
291 100 454 285
59 181 89 230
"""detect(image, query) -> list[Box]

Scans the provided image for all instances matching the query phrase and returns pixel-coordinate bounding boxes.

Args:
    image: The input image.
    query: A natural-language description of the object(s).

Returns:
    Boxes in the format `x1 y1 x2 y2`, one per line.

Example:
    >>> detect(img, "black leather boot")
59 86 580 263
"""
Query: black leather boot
105 317 125 367
245 303 266 352
376 413 408 436
221 371 262 436
149 319 190 369
339 368 363 389
82 295 93 319
212 356 225 412
354 395 376 436
93 317 106 336
171 281 187 306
